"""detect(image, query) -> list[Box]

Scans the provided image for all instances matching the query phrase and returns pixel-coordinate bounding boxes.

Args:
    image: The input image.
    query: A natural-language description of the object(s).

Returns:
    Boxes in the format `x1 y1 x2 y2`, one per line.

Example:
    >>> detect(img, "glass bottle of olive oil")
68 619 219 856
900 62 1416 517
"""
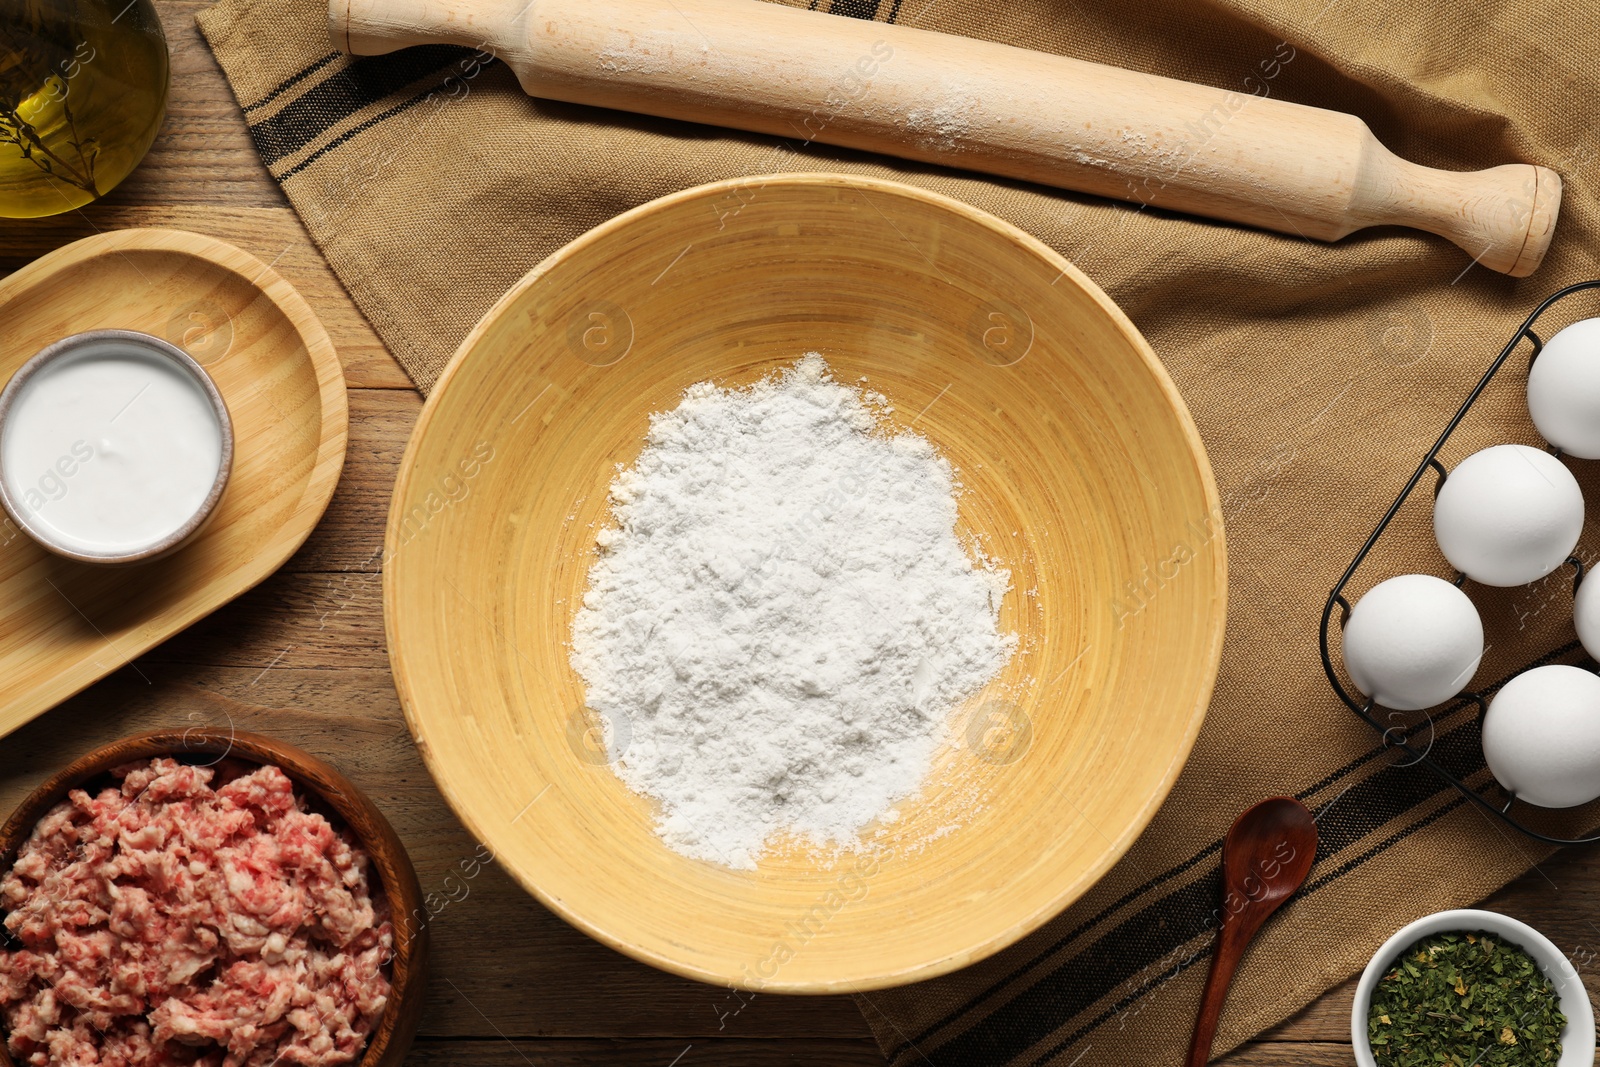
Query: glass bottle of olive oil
0 0 169 218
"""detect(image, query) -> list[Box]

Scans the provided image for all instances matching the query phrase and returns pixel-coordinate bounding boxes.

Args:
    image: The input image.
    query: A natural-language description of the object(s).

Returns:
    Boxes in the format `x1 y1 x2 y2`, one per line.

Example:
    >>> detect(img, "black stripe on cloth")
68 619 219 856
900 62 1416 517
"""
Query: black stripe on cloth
900 842 1226 1049
924 873 1225 1065
918 721 1479 1066
880 734 1409 1061
881 766 1369 1063
1012 792 1471 1067
885 642 1584 1064
831 0 881 15
248 45 480 166
241 52 340 113
273 71 461 183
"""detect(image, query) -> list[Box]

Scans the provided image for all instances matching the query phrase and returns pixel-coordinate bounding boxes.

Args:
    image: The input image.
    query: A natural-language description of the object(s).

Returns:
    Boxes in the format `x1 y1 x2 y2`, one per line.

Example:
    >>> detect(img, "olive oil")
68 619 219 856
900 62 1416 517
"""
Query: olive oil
0 0 168 218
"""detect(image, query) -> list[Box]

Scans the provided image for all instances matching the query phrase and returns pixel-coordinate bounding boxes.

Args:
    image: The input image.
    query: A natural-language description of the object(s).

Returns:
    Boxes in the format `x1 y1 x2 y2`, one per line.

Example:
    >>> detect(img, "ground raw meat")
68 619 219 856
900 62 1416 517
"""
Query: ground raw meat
0 758 392 1067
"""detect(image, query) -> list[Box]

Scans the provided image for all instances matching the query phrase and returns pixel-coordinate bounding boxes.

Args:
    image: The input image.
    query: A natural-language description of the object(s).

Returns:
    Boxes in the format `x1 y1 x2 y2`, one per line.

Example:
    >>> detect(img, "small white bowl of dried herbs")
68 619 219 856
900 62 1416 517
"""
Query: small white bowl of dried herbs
1353 909 1594 1067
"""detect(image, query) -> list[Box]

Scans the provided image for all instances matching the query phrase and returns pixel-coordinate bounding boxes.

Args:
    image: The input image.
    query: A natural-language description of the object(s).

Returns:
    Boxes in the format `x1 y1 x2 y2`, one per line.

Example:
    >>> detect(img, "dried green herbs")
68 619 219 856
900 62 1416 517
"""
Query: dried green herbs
1368 930 1566 1066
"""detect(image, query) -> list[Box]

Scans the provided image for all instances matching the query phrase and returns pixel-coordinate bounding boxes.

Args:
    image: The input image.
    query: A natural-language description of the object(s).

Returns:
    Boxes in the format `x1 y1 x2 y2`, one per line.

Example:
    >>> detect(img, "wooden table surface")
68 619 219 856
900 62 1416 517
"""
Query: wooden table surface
2 3 1593 1066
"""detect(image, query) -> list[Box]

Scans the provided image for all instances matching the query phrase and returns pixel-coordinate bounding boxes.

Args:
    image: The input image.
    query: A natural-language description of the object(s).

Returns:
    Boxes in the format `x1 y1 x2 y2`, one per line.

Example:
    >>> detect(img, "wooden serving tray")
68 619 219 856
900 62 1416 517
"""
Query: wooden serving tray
0 229 348 736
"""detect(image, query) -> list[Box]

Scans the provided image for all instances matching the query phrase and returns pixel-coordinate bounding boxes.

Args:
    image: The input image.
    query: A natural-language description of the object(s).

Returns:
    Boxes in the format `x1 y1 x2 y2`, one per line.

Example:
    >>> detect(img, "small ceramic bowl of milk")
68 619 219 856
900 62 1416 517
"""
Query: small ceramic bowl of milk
0 329 233 564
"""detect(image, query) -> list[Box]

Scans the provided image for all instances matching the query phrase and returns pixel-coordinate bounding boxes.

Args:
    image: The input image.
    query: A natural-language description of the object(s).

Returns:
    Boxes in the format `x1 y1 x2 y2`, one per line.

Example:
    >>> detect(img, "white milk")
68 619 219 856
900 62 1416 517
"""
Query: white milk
1 338 224 555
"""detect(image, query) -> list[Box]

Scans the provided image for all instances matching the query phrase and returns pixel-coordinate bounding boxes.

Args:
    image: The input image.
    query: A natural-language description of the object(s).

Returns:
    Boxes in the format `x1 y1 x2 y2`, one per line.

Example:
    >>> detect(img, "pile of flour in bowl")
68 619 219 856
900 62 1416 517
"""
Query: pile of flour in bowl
569 355 1016 869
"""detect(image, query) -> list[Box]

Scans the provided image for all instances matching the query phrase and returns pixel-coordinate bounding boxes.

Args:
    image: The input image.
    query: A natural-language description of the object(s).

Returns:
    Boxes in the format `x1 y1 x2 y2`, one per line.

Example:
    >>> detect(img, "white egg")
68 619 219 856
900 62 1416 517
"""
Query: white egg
1482 664 1600 808
1433 444 1583 587
1576 572 1600 662
1528 317 1600 458
1342 574 1483 711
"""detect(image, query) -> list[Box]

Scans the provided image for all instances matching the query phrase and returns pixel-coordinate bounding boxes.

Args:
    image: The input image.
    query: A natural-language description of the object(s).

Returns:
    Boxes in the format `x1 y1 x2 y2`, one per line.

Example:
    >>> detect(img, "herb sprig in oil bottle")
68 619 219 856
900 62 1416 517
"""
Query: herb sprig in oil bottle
1368 931 1566 1066
0 0 168 217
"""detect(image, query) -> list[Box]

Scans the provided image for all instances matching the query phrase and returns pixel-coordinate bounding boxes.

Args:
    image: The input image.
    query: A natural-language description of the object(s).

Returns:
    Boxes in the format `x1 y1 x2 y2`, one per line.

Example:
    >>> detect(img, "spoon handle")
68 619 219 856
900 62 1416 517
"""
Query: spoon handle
1184 916 1262 1067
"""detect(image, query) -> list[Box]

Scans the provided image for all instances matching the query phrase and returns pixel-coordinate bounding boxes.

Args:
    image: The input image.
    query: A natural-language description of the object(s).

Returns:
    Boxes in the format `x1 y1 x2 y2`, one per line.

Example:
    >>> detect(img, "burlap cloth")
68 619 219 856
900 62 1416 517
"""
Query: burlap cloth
195 0 1600 1062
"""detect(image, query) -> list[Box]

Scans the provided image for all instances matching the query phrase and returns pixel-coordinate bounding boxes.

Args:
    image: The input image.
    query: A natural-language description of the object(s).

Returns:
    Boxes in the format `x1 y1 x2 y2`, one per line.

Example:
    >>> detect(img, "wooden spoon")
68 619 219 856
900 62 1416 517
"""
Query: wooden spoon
1185 797 1319 1067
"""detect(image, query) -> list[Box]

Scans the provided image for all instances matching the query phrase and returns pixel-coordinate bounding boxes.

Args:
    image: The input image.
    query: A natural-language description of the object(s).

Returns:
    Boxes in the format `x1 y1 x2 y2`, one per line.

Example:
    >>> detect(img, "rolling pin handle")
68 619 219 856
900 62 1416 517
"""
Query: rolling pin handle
1354 139 1562 278
1418 161 1561 279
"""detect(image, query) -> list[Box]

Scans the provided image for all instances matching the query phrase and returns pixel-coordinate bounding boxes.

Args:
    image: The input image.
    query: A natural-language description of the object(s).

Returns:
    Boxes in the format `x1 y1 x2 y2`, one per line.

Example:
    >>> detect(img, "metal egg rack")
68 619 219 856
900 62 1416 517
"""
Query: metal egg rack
1319 279 1600 846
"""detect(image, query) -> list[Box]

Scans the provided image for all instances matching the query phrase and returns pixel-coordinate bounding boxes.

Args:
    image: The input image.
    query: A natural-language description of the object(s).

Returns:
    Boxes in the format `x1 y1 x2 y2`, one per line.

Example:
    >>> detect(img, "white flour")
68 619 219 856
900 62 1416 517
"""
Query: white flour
569 355 1016 869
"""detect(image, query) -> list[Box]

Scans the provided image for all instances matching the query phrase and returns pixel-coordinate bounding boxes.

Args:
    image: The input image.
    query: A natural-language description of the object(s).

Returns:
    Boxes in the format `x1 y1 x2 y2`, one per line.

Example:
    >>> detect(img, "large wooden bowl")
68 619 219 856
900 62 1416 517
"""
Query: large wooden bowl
0 730 426 1067
386 174 1226 991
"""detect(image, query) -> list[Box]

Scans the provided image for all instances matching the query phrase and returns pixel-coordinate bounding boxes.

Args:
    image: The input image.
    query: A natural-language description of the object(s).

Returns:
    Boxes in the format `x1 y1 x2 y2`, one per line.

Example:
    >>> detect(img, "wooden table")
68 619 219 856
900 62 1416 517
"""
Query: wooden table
1 4 1588 1065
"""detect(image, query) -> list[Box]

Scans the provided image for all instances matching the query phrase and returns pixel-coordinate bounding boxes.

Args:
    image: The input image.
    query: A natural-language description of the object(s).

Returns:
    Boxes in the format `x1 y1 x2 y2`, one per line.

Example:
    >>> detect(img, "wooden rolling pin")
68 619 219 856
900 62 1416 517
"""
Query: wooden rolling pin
331 0 1561 276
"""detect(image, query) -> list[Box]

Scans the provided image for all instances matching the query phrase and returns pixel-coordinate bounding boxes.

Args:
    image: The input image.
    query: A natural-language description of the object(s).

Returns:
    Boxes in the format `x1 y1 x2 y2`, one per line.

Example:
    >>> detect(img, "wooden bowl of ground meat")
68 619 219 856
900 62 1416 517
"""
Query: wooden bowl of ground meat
0 729 426 1067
